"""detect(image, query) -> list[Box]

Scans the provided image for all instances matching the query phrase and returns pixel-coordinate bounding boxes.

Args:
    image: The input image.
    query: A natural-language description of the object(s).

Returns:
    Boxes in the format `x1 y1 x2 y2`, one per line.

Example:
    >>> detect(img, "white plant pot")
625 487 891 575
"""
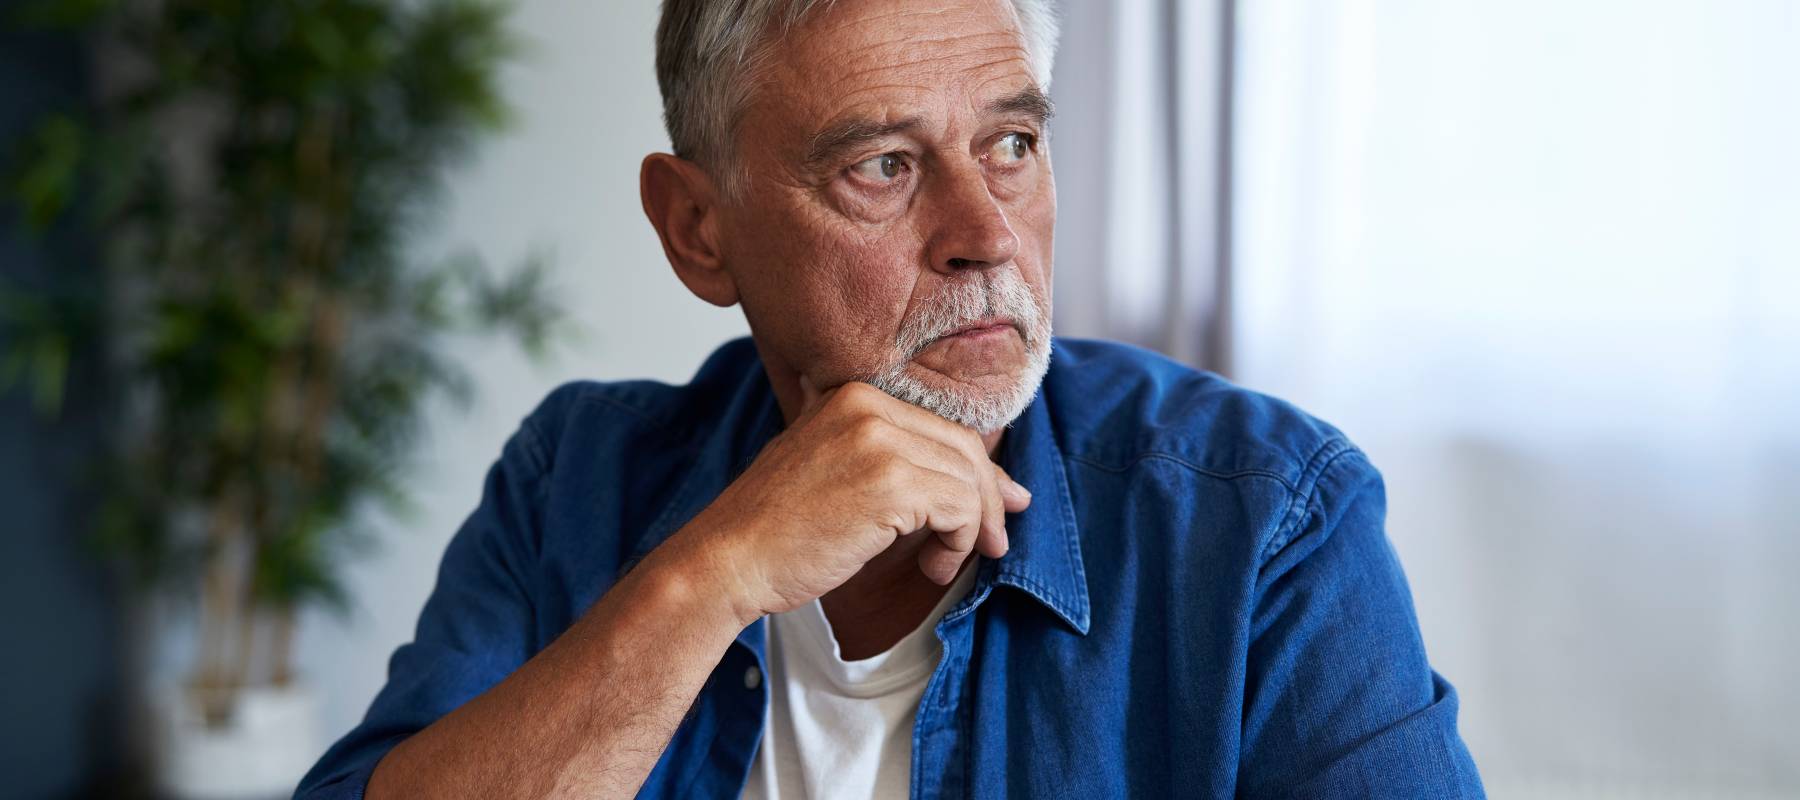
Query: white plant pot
151 681 321 800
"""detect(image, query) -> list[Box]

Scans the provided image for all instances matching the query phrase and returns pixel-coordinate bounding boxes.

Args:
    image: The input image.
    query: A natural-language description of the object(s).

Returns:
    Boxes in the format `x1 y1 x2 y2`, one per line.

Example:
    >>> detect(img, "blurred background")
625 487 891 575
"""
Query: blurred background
1 0 1795 798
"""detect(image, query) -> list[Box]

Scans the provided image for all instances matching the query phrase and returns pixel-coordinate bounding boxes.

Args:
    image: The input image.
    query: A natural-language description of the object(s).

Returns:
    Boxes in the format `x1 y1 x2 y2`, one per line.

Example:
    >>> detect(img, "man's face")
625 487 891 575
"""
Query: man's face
717 0 1055 433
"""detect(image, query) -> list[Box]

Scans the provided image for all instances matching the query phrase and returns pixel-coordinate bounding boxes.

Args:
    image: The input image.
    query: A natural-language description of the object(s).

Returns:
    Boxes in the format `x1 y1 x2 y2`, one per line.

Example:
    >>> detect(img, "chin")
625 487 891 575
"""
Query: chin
869 344 1052 435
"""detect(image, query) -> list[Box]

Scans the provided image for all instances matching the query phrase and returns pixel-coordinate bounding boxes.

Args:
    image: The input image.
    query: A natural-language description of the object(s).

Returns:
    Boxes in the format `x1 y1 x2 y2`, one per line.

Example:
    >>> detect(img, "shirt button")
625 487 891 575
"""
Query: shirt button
743 664 762 690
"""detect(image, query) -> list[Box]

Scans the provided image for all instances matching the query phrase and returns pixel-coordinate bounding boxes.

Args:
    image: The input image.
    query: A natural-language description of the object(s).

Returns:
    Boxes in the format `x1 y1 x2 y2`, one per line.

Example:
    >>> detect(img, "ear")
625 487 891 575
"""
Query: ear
640 153 739 308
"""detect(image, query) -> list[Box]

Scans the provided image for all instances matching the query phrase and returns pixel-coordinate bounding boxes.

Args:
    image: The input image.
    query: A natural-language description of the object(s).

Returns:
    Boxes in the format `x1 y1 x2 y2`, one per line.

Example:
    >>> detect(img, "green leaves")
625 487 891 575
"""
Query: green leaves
10 114 86 231
9 0 118 30
0 303 72 415
397 0 519 131
456 249 568 359
1 0 561 628
0 284 90 417
253 502 355 614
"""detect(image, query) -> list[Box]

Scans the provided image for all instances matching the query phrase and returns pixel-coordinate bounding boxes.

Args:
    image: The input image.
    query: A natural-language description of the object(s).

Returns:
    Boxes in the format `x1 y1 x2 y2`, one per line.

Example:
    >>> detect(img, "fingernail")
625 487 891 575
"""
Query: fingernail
1005 478 1032 501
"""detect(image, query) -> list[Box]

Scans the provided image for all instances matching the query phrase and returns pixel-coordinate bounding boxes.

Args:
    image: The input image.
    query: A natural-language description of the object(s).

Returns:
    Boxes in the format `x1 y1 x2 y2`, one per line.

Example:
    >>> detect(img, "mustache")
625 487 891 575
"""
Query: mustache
896 271 1046 358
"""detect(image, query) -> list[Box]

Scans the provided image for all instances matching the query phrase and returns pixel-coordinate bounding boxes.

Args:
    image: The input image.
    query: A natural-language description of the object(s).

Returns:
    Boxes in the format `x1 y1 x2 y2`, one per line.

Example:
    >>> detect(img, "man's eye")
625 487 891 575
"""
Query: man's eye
850 153 906 182
989 132 1034 164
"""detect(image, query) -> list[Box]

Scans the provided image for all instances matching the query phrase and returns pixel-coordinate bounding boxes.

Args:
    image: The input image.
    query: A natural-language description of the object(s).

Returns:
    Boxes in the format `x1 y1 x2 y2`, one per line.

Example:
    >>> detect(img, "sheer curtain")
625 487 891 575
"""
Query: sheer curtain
1048 0 1234 369
1230 1 1800 796
1053 0 1800 796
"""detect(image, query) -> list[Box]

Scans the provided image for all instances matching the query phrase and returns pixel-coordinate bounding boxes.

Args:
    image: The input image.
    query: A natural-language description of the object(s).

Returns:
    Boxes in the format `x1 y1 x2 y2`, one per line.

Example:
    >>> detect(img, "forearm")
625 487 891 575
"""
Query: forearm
366 548 745 799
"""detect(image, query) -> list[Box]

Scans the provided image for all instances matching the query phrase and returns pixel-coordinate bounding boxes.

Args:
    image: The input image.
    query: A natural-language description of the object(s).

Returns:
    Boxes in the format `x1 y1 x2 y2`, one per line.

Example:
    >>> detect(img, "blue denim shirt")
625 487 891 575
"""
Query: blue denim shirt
298 337 1483 798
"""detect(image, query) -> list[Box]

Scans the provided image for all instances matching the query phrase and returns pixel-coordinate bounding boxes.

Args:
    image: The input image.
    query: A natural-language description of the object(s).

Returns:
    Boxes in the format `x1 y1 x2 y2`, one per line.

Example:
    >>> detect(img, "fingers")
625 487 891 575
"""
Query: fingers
851 384 1033 561
886 423 1010 560
833 380 1034 577
925 432 1009 557
917 538 967 586
994 464 1032 514
905 412 1014 558
973 461 1010 560
910 467 984 585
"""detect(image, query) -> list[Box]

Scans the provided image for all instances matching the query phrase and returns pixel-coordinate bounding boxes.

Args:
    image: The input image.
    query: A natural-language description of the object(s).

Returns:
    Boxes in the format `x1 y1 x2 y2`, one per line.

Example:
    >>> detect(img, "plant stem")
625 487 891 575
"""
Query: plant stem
198 485 243 727
272 606 297 688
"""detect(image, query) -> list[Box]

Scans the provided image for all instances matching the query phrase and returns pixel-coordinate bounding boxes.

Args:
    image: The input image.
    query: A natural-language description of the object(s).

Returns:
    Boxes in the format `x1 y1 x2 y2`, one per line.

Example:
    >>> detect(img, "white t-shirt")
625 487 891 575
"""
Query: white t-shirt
741 563 980 800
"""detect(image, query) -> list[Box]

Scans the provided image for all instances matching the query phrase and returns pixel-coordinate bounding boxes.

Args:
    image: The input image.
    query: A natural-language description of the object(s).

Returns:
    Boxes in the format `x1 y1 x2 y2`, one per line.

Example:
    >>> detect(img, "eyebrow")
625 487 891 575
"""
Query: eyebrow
803 116 925 171
800 86 1057 171
986 85 1056 127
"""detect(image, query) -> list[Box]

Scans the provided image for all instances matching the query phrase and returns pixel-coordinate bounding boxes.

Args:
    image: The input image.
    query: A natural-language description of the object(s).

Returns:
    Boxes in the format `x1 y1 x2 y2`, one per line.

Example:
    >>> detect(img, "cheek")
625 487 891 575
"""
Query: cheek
820 223 919 345
737 201 922 371
1009 175 1057 301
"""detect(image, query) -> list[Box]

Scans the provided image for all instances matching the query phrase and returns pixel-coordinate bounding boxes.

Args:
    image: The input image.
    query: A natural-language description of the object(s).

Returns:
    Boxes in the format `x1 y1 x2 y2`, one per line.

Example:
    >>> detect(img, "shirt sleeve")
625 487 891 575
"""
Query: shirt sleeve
294 421 551 799
1237 444 1485 799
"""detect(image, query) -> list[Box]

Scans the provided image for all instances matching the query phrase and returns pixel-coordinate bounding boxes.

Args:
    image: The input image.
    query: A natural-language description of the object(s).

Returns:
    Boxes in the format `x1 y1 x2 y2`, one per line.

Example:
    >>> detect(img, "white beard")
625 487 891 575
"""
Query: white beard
868 269 1053 435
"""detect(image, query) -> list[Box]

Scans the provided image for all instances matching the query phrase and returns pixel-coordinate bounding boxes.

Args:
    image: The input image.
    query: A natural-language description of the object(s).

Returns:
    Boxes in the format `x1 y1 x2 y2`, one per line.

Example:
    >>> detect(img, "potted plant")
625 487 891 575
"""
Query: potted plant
2 0 561 796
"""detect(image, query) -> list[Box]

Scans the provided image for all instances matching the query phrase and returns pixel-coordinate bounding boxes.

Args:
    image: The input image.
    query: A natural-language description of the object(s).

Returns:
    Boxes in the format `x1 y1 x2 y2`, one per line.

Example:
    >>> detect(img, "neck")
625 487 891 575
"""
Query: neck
821 539 976 660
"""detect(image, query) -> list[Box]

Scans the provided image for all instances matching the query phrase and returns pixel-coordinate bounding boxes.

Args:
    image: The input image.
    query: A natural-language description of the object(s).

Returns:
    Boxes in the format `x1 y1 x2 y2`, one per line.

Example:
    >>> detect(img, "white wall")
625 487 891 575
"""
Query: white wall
294 0 749 747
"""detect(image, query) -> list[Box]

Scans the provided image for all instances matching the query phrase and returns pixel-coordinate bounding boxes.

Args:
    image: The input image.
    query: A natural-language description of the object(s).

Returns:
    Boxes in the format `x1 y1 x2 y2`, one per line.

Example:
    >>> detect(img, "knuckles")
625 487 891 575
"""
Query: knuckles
828 380 882 412
866 450 911 491
844 414 889 452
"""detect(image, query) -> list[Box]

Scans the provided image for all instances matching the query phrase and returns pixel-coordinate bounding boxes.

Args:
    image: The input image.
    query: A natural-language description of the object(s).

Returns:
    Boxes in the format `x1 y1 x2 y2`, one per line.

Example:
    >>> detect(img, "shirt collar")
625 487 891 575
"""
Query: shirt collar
989 382 1092 635
626 342 1090 637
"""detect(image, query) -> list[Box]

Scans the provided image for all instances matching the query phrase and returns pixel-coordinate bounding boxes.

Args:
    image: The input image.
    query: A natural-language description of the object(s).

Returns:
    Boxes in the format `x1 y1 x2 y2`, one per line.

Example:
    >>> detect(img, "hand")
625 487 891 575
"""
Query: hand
657 376 1032 626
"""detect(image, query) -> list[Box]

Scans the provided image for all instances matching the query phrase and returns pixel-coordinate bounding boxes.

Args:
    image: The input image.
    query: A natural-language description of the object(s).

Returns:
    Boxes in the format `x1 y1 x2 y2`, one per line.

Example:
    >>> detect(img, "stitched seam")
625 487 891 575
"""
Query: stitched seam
941 569 996 624
511 423 555 557
1262 438 1360 561
998 572 1081 629
960 647 975 798
570 390 686 438
524 389 703 478
514 415 553 475
511 420 556 535
497 419 554 618
1066 451 1303 492
1050 450 1090 628
1005 573 1062 606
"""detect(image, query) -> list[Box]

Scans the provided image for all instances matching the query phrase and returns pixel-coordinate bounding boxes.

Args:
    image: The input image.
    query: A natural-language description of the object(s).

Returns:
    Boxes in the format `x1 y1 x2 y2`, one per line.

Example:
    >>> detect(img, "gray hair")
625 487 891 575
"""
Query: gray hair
654 0 1061 197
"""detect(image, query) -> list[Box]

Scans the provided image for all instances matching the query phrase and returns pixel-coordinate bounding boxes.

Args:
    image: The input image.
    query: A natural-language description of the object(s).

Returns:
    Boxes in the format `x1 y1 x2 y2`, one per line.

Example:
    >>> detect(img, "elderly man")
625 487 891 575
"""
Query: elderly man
299 0 1482 797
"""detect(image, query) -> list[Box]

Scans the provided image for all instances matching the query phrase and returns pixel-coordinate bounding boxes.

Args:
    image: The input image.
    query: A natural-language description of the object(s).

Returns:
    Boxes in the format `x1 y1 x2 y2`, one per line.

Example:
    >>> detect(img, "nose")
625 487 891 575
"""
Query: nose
925 162 1019 275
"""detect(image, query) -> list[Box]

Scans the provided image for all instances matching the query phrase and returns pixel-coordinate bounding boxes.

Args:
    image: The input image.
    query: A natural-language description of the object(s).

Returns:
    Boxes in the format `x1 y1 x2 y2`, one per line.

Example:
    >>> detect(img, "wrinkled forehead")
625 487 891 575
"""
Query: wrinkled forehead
750 0 1038 150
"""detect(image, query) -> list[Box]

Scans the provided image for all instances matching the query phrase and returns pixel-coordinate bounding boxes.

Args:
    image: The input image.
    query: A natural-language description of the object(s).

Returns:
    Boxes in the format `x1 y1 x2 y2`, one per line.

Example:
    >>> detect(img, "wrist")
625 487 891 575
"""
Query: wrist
634 527 764 635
